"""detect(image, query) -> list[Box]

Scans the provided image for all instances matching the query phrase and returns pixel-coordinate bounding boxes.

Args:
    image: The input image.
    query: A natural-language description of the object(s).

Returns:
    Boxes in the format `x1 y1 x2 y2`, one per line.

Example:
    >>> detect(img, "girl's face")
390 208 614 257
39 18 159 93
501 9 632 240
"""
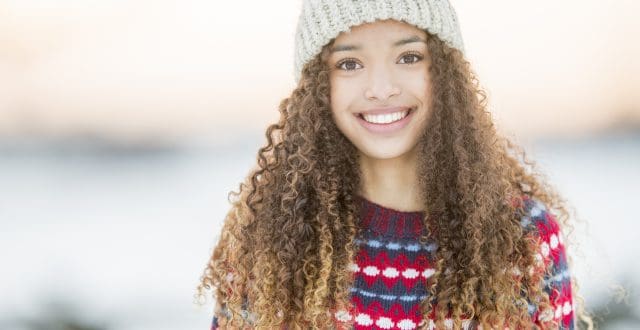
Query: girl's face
327 19 432 160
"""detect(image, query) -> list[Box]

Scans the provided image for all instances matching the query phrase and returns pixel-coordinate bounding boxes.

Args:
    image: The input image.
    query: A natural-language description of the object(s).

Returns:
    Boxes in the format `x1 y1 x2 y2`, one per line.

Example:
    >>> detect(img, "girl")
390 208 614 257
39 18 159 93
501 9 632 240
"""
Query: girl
196 1 594 329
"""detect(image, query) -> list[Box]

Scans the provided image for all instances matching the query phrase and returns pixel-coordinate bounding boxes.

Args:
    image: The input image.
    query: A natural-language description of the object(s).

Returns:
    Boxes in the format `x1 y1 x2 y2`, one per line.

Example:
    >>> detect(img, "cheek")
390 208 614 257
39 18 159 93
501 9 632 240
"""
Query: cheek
329 78 353 113
410 73 432 105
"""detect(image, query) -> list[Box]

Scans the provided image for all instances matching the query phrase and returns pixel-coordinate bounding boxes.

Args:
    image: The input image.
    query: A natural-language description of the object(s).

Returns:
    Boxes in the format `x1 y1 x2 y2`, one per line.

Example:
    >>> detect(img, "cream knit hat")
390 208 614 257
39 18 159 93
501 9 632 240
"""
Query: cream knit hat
293 0 465 83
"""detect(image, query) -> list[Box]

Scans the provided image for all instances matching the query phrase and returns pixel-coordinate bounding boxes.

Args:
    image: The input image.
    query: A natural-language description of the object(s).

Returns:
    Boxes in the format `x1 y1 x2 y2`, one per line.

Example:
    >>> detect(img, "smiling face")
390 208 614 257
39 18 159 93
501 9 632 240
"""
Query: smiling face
327 19 433 160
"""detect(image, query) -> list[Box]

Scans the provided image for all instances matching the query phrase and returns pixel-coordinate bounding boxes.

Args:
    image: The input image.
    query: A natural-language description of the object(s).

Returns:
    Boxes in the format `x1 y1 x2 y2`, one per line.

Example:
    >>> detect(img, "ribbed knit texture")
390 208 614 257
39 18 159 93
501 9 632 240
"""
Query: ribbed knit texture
293 0 466 83
210 194 575 329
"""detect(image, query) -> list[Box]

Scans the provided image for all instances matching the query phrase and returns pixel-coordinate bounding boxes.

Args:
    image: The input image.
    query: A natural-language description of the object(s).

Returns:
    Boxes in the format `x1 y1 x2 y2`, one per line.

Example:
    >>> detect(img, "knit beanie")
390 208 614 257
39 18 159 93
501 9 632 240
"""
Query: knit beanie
293 0 466 84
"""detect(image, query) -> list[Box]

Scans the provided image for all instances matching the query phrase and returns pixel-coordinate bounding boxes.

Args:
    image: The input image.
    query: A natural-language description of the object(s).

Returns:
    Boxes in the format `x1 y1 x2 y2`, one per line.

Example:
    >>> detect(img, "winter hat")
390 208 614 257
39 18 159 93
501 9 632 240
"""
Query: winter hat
293 0 466 83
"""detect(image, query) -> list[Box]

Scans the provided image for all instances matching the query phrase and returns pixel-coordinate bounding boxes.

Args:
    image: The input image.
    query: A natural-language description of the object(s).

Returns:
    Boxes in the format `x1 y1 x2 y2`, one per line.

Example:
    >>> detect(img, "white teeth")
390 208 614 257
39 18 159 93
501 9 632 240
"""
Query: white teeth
362 110 409 124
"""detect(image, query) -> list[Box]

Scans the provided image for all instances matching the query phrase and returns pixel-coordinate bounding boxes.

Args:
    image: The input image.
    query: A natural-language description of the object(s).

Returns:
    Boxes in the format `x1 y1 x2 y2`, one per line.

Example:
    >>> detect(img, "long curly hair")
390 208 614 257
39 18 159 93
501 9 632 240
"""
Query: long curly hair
195 31 595 329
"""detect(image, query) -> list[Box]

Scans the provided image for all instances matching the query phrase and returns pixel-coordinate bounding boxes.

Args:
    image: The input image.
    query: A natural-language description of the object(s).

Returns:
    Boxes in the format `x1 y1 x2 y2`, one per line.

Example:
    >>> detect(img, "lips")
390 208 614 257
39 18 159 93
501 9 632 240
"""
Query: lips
355 106 415 134
357 106 413 116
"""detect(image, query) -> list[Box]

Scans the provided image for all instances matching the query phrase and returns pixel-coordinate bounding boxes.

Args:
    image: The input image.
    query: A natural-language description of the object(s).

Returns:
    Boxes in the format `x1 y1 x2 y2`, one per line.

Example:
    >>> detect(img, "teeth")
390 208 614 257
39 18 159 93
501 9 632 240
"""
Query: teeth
362 110 409 124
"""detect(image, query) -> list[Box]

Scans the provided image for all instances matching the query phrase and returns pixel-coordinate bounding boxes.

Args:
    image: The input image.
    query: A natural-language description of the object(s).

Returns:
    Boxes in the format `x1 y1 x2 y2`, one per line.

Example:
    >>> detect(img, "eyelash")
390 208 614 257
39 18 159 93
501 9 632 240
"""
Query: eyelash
335 52 424 71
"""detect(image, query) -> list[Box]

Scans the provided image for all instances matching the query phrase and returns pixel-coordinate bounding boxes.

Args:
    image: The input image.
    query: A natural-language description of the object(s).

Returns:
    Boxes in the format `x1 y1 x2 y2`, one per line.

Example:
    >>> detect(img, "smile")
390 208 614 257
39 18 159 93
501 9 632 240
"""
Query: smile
360 109 410 124
355 107 415 134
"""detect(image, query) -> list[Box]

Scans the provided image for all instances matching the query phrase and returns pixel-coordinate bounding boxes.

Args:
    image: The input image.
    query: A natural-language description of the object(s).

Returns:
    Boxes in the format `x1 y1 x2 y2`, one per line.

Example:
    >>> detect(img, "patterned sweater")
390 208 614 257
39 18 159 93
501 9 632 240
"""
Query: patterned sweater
210 195 575 329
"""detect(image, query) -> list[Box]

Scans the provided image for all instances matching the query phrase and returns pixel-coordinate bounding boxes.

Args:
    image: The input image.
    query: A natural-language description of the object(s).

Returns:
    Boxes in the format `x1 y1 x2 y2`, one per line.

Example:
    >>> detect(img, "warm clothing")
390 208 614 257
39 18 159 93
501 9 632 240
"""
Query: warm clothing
210 194 575 329
334 194 575 329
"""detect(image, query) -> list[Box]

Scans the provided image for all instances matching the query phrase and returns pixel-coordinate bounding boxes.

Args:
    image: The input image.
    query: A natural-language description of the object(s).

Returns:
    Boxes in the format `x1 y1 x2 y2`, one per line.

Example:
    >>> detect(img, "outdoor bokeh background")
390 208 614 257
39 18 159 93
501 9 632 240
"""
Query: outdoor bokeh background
1 0 638 329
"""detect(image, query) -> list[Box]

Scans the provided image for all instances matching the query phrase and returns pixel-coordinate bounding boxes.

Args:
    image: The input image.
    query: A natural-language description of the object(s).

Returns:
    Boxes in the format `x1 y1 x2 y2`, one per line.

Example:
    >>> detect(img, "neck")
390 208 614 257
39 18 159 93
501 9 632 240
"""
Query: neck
358 146 424 213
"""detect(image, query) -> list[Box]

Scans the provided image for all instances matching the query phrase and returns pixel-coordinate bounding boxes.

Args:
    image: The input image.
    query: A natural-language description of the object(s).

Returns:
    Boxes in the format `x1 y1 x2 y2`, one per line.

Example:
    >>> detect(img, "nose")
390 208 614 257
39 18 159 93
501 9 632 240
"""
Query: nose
364 64 401 101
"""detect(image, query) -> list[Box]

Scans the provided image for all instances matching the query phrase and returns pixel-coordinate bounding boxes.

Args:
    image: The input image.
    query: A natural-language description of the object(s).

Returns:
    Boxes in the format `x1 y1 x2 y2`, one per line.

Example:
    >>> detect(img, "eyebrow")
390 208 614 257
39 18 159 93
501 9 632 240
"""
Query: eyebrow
329 35 427 54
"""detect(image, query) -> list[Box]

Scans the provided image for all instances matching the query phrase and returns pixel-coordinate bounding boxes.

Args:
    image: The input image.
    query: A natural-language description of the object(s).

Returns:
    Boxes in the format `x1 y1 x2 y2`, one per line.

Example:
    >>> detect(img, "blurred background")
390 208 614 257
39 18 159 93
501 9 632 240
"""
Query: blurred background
0 0 638 329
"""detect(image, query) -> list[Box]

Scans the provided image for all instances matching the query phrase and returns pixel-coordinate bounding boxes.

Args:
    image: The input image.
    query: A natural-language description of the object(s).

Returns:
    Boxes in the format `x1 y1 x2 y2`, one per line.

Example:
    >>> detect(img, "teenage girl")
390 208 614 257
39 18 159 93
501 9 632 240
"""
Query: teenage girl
196 1 594 329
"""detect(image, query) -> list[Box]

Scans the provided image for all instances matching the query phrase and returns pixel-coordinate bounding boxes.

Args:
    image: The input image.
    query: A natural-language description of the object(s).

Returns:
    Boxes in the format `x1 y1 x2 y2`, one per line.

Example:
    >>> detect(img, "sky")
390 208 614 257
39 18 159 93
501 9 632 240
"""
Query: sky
0 0 638 144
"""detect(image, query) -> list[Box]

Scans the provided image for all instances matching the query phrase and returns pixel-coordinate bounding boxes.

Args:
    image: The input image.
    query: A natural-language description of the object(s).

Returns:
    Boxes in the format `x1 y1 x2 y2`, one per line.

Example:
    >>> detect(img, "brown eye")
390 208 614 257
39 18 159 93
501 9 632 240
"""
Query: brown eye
336 59 362 71
399 53 423 64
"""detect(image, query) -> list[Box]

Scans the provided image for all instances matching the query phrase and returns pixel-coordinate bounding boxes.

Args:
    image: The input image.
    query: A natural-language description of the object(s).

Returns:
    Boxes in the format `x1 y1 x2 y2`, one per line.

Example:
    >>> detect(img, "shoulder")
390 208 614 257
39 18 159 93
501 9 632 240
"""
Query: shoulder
519 195 563 241
518 195 568 269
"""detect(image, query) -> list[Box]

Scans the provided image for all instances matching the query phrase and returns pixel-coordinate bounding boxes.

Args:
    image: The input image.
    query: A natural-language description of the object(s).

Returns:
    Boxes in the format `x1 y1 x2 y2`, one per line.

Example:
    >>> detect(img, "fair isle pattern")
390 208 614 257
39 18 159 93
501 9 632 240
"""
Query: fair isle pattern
209 194 575 329
339 195 450 329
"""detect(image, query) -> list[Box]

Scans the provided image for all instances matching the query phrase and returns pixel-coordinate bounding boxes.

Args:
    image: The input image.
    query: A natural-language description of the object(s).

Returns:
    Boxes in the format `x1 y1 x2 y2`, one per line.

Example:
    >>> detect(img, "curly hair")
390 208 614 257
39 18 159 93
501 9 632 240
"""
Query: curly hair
194 31 595 329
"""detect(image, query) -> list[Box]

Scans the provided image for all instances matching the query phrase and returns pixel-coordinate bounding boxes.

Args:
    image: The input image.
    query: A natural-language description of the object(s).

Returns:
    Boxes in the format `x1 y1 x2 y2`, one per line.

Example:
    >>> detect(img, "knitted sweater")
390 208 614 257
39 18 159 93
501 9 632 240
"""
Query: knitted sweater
210 195 575 329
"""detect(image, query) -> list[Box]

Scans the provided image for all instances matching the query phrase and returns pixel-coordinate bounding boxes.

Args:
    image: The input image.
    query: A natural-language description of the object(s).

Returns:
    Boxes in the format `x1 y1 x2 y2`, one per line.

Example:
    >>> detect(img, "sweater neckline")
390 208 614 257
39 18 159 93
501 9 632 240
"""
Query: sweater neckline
355 194 428 239
355 194 425 216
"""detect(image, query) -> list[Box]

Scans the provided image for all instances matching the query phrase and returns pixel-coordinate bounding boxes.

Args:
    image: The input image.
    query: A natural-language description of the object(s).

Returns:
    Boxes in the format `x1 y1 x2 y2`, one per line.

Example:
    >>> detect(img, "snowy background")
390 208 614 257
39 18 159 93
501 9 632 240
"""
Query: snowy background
1 0 638 329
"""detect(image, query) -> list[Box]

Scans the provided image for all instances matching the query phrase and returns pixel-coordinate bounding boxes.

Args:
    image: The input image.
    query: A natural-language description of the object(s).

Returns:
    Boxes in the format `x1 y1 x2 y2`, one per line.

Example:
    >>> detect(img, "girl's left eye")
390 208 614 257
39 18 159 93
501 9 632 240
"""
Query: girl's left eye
398 53 423 64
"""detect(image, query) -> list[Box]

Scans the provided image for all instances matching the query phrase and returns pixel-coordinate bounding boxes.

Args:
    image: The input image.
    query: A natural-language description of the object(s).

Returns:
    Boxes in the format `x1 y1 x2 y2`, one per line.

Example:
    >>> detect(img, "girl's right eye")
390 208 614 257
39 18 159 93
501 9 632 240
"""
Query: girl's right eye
335 58 362 71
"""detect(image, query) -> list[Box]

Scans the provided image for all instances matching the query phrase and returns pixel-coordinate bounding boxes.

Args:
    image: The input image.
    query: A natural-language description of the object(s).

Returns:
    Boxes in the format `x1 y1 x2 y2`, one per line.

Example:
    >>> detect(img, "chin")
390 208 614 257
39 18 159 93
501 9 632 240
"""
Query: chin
358 143 413 160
